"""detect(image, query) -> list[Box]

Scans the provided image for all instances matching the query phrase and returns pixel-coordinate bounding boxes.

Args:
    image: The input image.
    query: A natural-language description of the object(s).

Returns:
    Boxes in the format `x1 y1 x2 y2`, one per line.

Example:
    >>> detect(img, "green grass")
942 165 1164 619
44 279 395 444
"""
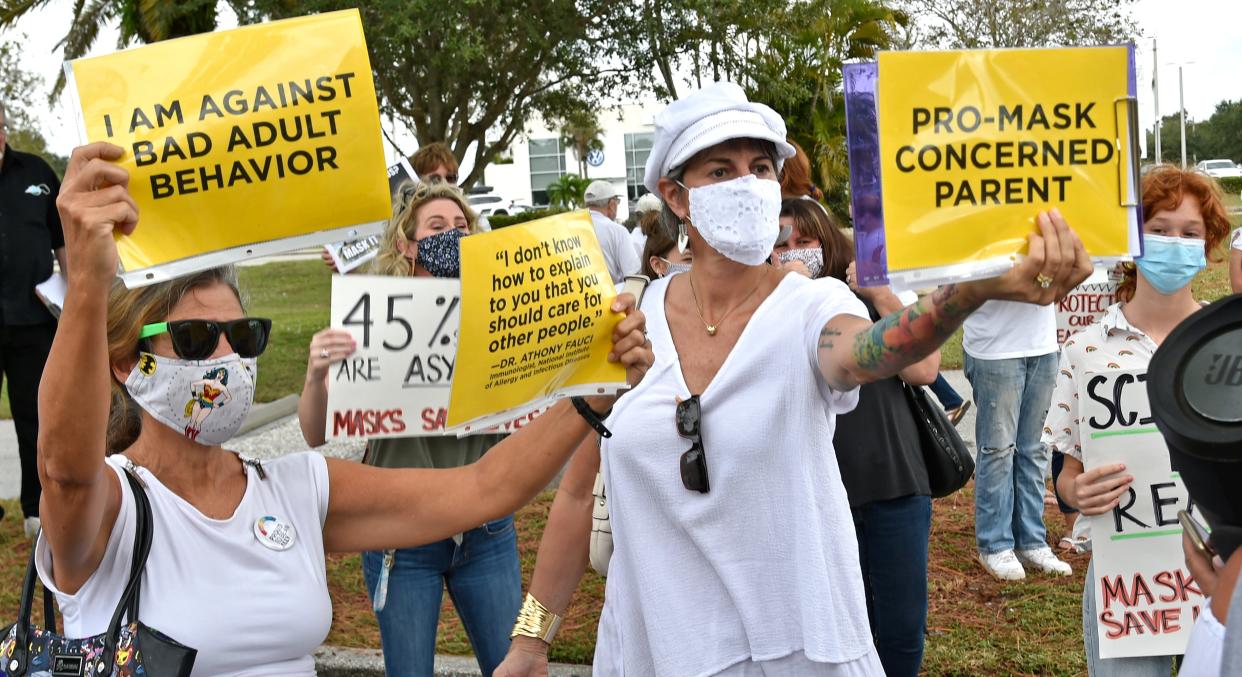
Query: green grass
237 261 332 403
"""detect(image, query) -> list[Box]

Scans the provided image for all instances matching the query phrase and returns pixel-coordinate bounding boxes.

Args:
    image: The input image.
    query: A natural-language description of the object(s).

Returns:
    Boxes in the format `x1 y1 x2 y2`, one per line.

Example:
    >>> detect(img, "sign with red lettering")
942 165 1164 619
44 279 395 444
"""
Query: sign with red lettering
326 275 546 439
1056 269 1119 344
1080 368 1207 658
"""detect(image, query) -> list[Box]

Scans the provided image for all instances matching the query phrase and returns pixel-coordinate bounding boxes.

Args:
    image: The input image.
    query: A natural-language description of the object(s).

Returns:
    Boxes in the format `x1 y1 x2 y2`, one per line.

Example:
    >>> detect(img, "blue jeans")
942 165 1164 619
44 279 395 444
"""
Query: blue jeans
929 373 964 411
1082 561 1176 676
853 494 932 677
362 515 522 676
965 352 1057 554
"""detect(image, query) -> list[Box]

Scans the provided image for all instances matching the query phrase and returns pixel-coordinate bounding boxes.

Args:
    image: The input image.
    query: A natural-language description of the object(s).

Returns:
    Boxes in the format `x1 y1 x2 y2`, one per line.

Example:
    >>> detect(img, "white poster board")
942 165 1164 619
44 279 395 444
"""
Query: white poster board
1056 268 1118 344
326 275 543 439
1080 368 1207 659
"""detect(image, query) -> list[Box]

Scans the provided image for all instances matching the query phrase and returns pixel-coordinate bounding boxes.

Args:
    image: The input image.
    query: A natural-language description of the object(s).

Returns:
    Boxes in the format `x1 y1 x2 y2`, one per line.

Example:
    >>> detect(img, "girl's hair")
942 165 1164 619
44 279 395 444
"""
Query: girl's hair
779 139 824 202
641 212 680 279
657 138 781 241
1116 166 1232 302
779 198 853 281
371 181 479 277
106 267 242 455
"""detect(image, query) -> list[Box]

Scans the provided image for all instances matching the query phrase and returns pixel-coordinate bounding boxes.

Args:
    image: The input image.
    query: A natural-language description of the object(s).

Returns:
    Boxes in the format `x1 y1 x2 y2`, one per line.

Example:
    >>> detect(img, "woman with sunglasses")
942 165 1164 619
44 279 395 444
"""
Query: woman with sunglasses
497 83 1091 676
298 180 525 676
30 142 652 677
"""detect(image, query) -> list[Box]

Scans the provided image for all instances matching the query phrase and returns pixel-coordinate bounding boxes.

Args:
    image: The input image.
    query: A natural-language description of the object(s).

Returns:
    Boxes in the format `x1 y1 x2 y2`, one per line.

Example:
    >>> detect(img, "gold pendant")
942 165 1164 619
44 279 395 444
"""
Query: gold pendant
706 325 717 336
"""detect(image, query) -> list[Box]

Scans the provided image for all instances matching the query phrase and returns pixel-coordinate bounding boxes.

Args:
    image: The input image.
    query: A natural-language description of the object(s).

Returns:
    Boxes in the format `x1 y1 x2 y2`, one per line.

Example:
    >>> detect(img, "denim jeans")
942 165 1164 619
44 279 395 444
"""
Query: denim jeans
965 352 1057 554
1081 561 1177 676
362 515 522 676
928 373 964 411
853 494 932 677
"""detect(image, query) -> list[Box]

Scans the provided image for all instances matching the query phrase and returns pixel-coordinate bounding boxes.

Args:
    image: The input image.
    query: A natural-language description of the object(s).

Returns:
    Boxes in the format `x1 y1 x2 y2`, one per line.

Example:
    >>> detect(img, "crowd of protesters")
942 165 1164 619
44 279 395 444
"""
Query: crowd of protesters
4 68 1241 677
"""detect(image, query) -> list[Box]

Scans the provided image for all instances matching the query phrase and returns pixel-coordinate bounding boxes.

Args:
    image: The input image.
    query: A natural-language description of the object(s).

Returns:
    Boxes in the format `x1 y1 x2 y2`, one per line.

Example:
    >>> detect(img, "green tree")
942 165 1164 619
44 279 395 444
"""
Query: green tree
0 37 67 176
545 173 591 210
898 0 1139 48
745 0 907 221
1 0 229 96
1197 100 1242 163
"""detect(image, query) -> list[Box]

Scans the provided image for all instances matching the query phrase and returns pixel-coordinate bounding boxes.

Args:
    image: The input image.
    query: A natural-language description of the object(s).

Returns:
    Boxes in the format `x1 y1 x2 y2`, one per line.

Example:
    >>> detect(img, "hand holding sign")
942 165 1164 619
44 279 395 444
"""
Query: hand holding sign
1072 462 1134 516
57 143 140 284
958 209 1093 306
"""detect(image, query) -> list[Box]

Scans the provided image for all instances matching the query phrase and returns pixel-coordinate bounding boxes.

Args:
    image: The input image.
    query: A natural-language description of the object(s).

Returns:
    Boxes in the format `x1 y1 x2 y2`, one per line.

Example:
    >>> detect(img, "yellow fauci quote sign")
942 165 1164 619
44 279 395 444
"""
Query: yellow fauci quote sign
877 46 1137 280
447 211 627 432
67 10 390 286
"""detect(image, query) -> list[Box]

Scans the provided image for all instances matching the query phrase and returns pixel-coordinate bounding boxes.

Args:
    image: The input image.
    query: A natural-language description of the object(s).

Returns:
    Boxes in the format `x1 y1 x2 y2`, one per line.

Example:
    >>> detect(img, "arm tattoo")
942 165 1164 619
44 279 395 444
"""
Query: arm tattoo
818 327 842 351
849 284 979 377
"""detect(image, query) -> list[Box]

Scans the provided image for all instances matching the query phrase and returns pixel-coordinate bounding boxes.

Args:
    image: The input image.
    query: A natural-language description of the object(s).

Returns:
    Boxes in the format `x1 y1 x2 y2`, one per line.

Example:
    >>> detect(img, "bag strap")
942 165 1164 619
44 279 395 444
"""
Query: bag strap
102 467 155 660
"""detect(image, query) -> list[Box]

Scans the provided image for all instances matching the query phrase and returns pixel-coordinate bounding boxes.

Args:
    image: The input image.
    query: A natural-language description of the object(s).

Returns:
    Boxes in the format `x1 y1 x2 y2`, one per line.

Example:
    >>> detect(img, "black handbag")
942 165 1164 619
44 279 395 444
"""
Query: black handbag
903 382 975 498
1 468 196 677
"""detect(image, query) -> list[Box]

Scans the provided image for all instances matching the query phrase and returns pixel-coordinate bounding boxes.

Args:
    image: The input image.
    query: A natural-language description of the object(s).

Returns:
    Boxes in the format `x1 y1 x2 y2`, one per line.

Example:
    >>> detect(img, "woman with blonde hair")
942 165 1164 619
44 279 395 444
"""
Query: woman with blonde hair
299 180 522 675
29 143 652 677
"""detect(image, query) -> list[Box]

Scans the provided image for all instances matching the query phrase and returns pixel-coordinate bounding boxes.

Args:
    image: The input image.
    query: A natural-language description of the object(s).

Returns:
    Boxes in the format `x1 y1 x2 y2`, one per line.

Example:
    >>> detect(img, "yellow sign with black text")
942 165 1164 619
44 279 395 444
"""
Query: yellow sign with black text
876 46 1139 284
67 10 389 286
447 211 627 432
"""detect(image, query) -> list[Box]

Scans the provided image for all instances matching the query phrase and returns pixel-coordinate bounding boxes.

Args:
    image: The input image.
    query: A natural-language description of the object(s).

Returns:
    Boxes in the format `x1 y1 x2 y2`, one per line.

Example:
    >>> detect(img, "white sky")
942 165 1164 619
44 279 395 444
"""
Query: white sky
5 0 1241 159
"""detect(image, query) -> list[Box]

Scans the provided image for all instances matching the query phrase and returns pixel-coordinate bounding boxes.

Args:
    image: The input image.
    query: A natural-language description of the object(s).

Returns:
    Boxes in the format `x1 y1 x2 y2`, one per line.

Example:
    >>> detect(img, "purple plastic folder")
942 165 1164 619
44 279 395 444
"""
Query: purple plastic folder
843 62 889 287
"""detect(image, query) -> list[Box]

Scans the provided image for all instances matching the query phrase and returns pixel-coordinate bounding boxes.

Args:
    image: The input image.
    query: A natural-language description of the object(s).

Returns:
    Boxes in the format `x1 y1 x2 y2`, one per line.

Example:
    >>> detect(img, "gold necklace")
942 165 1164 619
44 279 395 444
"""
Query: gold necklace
688 267 768 336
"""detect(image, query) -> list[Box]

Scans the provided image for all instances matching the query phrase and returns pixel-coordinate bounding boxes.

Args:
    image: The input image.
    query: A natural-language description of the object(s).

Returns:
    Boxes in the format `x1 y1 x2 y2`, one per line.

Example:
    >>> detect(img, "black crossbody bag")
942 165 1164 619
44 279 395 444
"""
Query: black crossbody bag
903 382 975 498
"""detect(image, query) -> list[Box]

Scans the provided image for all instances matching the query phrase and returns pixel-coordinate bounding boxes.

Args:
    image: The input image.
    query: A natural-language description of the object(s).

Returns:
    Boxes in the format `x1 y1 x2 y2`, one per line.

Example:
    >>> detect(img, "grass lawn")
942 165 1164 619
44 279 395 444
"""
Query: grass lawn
0 482 1091 673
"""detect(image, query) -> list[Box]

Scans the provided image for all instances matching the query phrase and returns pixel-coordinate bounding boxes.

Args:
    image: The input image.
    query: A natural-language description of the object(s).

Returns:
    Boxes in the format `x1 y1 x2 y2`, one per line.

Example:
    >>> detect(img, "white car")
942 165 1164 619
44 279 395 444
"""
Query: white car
1194 159 1242 179
466 193 534 217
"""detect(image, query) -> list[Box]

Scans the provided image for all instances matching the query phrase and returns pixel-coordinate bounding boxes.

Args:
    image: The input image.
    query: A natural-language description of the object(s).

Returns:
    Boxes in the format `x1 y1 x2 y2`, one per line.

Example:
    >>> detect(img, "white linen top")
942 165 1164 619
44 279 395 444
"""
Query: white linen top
36 452 332 677
588 210 643 284
594 272 878 676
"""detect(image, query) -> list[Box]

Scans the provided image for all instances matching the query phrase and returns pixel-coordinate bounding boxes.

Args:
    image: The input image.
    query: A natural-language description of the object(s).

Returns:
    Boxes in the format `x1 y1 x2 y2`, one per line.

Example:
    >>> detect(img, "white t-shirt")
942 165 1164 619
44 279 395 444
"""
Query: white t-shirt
629 226 648 260
963 299 1057 359
595 273 882 676
588 210 643 285
1231 228 1242 250
36 452 333 677
1179 601 1225 677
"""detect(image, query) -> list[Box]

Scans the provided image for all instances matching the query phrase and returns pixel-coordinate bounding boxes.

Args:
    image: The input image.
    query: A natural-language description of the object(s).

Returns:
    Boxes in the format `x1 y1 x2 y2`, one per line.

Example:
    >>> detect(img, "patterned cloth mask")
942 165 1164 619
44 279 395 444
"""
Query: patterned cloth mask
417 228 466 278
778 248 825 279
682 175 782 265
125 352 257 446
659 259 692 277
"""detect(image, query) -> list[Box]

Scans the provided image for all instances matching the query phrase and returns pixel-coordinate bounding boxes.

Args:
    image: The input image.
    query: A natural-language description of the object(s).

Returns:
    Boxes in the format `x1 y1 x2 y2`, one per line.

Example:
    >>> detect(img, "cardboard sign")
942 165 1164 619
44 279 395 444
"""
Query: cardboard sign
1057 269 1119 344
847 46 1142 289
1080 369 1206 659
446 211 627 432
66 10 390 286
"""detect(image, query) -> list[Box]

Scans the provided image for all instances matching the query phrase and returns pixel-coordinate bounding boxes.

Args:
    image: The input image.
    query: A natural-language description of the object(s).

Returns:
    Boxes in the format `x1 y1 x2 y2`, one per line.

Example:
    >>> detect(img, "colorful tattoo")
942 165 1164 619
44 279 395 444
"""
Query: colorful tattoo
848 284 979 376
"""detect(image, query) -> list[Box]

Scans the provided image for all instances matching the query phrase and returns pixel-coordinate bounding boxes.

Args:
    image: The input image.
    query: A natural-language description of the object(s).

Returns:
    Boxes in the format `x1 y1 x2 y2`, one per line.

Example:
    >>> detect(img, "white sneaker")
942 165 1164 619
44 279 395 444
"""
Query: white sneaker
24 516 41 541
979 549 1026 580
1016 546 1073 576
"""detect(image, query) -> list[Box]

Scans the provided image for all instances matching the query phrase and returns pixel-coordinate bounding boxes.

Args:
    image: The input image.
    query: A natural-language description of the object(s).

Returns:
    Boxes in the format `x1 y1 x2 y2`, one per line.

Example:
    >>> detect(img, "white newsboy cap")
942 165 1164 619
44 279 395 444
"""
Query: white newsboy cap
584 180 620 203
643 82 796 194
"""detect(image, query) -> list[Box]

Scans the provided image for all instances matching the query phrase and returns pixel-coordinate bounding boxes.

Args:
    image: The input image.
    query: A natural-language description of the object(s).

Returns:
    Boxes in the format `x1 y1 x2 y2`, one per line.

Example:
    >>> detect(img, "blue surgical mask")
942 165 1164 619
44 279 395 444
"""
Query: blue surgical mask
1135 234 1206 295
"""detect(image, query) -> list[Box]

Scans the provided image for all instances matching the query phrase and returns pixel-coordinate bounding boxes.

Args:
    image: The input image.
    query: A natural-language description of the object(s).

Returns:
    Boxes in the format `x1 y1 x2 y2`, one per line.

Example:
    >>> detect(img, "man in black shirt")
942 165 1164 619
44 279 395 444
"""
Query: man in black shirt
0 102 66 539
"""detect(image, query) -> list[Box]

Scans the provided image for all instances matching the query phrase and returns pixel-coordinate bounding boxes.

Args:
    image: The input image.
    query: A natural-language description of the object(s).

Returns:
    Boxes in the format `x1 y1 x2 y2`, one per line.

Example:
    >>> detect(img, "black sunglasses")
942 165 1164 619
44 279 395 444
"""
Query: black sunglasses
139 318 272 360
677 395 709 493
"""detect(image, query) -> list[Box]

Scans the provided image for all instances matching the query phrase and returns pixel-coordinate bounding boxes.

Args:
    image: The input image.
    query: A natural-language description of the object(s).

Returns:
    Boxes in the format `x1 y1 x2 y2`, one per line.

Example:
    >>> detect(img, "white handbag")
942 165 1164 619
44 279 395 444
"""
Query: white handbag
589 471 612 576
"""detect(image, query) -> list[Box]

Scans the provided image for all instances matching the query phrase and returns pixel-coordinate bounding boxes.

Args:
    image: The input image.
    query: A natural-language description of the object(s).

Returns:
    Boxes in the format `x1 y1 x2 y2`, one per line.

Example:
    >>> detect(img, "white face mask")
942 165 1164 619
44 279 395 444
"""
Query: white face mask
681 175 782 265
125 352 257 446
778 248 825 278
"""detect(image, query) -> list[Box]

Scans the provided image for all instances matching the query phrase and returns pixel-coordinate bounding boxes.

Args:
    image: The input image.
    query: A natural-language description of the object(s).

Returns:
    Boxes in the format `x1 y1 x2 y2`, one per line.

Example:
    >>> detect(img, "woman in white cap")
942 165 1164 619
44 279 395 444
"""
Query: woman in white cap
496 82 1093 676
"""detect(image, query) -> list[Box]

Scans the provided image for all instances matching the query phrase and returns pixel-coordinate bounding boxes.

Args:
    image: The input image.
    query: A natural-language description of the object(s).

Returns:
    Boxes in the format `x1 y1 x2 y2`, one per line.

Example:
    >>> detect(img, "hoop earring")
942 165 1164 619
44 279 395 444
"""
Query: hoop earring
677 221 689 254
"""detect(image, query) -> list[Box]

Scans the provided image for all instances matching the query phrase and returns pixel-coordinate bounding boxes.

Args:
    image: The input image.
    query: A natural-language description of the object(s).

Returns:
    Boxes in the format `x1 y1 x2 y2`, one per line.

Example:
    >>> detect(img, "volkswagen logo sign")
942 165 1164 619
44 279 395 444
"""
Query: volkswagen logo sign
586 148 605 167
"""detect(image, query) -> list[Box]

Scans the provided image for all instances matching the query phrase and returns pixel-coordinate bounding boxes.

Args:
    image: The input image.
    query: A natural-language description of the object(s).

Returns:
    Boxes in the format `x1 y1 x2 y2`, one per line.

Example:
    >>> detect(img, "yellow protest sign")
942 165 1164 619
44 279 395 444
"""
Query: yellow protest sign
875 46 1139 286
66 10 390 286
447 211 627 432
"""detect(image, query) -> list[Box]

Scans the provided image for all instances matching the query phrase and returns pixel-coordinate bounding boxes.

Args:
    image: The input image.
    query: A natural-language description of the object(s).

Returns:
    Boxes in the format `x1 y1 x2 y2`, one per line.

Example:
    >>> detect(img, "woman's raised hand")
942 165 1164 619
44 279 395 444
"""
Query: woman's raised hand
56 143 138 285
607 293 654 388
307 328 357 382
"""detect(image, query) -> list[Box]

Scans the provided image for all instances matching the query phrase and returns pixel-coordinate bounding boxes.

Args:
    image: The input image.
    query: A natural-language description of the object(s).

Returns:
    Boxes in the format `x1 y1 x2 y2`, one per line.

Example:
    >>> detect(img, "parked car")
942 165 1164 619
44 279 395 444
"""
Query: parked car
1194 159 1242 179
467 193 534 217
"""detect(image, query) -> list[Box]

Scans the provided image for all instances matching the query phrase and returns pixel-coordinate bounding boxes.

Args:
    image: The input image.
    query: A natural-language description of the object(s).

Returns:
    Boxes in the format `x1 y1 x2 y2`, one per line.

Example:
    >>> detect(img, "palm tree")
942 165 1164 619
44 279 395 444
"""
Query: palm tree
545 173 591 209
558 109 605 178
1 0 225 96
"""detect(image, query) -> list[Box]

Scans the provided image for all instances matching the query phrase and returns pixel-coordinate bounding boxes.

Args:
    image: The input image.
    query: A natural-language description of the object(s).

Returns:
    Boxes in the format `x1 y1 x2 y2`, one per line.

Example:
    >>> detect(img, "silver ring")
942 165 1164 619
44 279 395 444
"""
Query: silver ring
320 348 330 359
